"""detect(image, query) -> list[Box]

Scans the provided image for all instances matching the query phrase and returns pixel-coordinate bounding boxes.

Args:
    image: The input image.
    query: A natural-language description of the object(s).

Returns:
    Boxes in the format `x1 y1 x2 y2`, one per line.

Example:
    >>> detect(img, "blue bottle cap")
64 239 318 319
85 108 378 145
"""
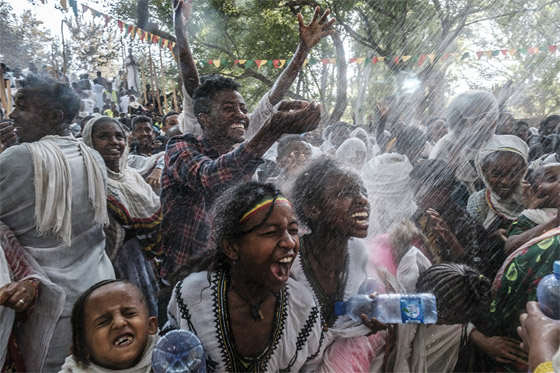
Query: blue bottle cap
554 260 559 275
334 301 346 316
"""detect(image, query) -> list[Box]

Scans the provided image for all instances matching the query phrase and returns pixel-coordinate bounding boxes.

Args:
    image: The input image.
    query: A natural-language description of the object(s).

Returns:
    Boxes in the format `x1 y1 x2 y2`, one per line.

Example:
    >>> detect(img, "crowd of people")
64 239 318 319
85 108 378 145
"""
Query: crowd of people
0 0 559 372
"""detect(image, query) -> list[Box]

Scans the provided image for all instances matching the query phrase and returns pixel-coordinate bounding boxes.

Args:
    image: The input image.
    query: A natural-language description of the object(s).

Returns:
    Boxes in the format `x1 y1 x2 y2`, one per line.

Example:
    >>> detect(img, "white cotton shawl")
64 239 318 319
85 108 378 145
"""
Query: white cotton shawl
22 136 108 246
522 208 558 225
59 334 159 373
361 153 416 238
475 135 529 228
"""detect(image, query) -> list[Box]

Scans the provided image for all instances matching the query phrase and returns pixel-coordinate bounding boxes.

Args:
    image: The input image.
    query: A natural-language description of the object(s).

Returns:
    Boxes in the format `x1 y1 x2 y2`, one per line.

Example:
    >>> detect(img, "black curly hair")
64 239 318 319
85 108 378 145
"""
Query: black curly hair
20 74 80 124
290 156 363 229
70 279 148 368
410 159 457 191
416 263 491 324
172 181 283 285
192 75 241 118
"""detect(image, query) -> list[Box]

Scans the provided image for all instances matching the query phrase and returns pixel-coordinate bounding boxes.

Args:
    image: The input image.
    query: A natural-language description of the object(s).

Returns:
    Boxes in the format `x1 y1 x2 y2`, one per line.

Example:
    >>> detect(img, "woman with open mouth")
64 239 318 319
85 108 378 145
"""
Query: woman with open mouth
166 181 325 372
290 157 388 372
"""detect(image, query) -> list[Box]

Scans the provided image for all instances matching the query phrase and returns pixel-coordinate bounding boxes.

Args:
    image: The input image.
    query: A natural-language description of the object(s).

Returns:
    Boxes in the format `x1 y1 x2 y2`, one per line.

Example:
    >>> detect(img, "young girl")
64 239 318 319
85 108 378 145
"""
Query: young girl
60 280 158 372
505 162 560 254
166 181 324 371
289 157 386 372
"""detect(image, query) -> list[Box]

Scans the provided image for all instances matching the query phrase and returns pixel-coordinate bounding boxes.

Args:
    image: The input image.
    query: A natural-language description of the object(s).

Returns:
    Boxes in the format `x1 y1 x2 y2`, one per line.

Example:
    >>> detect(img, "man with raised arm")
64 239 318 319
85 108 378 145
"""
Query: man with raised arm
173 0 335 137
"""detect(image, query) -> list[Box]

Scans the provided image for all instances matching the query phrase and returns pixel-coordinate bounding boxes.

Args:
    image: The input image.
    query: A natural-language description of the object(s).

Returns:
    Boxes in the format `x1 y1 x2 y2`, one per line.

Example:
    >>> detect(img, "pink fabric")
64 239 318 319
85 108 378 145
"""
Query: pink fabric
366 234 398 275
316 333 387 373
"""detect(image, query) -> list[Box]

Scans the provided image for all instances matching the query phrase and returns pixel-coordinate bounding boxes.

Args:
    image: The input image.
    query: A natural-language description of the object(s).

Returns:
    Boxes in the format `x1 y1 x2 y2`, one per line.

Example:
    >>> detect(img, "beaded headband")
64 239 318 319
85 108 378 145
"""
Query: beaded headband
239 196 291 223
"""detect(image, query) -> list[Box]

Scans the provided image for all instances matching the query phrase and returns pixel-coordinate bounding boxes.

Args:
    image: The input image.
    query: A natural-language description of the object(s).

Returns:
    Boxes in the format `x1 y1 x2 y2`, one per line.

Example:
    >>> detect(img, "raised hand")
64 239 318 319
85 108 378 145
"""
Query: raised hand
298 7 336 51
0 120 17 152
269 100 321 135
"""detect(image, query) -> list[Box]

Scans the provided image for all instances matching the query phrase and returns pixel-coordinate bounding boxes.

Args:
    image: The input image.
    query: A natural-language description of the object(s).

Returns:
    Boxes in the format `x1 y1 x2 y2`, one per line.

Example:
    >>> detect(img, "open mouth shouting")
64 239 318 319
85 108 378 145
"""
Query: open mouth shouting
114 333 135 348
271 251 295 284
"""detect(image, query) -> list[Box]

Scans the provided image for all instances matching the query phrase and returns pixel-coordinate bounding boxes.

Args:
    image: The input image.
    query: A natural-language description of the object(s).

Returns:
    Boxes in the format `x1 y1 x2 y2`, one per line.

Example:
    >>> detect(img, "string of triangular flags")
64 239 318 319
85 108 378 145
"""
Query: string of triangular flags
52 0 558 68
195 45 558 70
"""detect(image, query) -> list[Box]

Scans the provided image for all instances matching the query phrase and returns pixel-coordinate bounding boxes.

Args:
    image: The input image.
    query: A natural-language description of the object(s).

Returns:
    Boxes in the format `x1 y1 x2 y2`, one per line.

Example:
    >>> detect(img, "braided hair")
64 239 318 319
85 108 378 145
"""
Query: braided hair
70 279 148 368
172 181 282 285
416 263 491 324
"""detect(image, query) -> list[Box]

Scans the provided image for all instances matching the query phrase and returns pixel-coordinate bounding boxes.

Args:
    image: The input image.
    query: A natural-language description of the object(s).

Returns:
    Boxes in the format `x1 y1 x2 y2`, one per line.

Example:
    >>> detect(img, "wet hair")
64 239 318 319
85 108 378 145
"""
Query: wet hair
70 279 148 368
162 111 179 126
515 120 529 129
277 135 309 160
395 127 427 155
416 263 491 324
91 117 124 136
409 159 456 191
20 75 80 124
290 157 362 228
175 181 282 281
192 75 241 117
131 115 153 128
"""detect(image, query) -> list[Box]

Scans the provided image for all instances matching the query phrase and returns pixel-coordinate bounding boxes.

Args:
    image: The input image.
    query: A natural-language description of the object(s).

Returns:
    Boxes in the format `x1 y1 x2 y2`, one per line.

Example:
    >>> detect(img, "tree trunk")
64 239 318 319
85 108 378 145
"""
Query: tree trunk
324 32 348 127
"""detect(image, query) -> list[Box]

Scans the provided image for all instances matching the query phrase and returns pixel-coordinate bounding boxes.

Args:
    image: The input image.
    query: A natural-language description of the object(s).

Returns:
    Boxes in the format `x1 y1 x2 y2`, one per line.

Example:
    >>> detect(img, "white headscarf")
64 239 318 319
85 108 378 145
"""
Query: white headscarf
475 134 529 228
335 138 368 172
361 153 416 237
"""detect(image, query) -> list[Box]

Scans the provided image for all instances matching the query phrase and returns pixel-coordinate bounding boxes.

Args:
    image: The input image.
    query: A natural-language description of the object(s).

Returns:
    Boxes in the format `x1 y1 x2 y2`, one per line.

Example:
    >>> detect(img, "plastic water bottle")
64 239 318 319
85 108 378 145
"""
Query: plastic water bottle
152 330 207 373
536 260 560 320
335 293 438 324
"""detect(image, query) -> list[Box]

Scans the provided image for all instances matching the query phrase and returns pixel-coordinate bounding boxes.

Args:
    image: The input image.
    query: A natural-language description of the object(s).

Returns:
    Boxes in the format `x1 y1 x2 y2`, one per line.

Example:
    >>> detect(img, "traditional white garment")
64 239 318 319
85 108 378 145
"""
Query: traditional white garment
335 137 367 172
350 127 375 161
0 137 115 371
392 247 468 373
522 208 558 225
290 238 377 371
166 270 325 372
0 248 13 368
179 87 274 140
59 334 159 373
22 135 108 246
468 135 529 229
361 153 416 238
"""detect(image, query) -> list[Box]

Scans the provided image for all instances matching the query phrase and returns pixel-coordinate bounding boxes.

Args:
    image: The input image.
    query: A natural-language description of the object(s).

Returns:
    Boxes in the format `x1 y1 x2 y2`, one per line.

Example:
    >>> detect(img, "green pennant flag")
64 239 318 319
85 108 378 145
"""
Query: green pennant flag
245 60 254 69
519 47 528 54
411 55 419 64
266 60 274 67
461 52 470 60
309 57 318 65
492 50 500 57
221 60 229 67
158 38 163 47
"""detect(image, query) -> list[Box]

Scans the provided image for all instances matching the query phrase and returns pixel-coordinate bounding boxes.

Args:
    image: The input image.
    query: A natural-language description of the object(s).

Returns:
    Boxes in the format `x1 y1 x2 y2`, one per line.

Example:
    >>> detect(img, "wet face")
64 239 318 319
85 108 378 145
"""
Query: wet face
481 152 526 199
84 283 157 370
226 203 299 293
91 121 126 167
541 120 560 137
427 119 447 142
533 163 560 207
513 123 530 141
496 113 515 135
199 90 249 146
460 111 498 148
163 114 179 132
315 174 370 238
132 122 154 146
10 90 60 143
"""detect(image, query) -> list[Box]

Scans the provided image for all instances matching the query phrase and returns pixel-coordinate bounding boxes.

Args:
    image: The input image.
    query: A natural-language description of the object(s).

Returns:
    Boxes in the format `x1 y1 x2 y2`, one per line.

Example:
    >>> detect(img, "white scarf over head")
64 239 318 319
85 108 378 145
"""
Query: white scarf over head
22 135 108 246
475 135 529 227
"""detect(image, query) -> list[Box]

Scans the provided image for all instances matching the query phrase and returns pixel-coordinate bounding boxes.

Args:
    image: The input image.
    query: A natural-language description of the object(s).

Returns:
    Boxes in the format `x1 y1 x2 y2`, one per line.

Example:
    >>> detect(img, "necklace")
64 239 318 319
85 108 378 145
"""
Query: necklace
230 285 268 322
306 240 345 279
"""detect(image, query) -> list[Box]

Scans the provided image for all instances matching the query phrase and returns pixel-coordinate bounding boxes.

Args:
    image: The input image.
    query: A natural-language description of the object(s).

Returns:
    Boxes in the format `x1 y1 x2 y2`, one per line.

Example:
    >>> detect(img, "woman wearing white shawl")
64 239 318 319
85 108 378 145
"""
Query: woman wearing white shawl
467 135 529 232
335 137 368 172
82 116 162 316
430 90 500 193
362 153 416 238
0 75 115 371
350 127 376 160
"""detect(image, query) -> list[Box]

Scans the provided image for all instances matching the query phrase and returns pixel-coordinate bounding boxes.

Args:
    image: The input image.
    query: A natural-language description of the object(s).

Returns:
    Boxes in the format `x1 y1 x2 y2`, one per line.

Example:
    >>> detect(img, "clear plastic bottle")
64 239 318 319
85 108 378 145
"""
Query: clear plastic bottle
152 330 207 373
335 293 438 324
536 260 560 320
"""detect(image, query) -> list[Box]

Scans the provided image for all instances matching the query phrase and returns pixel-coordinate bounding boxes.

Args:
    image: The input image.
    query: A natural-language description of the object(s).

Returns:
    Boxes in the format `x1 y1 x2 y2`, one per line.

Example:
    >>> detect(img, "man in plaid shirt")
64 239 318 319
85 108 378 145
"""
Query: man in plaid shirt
159 75 321 279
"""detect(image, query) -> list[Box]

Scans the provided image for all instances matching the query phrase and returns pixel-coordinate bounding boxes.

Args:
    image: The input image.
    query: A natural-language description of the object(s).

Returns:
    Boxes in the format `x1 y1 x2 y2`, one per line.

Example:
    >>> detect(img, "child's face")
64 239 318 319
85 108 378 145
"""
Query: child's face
534 164 560 207
84 283 157 370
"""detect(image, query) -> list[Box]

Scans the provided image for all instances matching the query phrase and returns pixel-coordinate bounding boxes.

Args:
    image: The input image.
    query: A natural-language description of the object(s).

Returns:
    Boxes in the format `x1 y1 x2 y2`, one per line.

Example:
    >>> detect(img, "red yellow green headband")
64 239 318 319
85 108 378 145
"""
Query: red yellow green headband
239 196 292 223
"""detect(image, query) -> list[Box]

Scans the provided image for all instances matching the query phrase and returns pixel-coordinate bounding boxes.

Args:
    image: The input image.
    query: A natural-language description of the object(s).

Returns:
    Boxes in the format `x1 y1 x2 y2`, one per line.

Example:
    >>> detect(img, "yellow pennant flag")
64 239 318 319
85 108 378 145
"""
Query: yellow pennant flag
278 60 286 68
194 60 198 64
238 59 247 65
401 55 412 62
356 57 365 65
213 60 221 68
377 56 386 61
484 51 493 58
428 54 436 63
451 53 461 59
329 58 336 64
508 49 517 56
163 39 168 48
255 60 267 69
303 59 309 66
